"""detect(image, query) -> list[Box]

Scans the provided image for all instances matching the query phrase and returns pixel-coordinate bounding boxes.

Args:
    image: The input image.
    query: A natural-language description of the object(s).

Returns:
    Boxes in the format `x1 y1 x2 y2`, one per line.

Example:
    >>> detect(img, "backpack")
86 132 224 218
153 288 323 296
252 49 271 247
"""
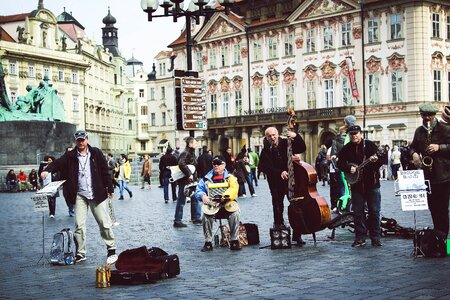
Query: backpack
50 228 76 265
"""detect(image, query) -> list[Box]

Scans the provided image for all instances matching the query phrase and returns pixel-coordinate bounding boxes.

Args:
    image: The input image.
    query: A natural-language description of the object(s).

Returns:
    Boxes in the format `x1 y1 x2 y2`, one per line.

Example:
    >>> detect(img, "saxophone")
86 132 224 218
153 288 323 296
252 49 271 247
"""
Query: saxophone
422 121 433 172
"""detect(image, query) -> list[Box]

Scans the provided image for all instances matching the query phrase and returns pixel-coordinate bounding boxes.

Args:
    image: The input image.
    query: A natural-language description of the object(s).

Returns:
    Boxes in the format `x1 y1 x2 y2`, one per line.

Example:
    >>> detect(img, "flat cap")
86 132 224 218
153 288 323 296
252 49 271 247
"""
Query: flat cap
346 125 362 134
419 103 439 114
74 129 88 140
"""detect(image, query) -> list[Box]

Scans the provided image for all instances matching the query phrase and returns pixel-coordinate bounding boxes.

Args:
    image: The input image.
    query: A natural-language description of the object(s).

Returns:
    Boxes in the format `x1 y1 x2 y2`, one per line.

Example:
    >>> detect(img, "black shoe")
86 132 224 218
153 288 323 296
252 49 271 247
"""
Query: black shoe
230 240 242 251
371 239 382 247
129 191 133 198
173 221 187 228
192 219 202 225
119 196 124 200
352 239 367 247
201 242 213 252
165 200 169 204
75 254 87 263
293 237 305 247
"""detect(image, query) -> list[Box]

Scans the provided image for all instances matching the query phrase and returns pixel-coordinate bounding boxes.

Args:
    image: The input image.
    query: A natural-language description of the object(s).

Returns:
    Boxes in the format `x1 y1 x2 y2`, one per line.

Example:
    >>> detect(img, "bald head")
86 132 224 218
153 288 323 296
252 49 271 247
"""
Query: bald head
265 127 279 146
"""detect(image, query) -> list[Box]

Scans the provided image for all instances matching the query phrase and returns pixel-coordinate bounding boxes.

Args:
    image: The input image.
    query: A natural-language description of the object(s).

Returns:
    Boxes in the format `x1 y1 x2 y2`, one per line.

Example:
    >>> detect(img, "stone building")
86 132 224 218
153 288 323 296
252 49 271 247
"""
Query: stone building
168 0 450 163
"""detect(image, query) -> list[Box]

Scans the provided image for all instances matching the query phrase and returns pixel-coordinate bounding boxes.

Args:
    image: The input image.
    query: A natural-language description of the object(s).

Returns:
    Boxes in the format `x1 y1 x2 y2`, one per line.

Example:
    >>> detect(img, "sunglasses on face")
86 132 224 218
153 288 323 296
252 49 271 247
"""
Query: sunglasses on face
349 132 360 136
212 162 224 166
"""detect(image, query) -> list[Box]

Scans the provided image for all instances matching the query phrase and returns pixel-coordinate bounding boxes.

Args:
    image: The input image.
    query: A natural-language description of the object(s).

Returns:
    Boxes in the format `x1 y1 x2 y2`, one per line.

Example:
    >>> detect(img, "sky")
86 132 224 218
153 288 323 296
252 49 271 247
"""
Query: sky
1 0 186 70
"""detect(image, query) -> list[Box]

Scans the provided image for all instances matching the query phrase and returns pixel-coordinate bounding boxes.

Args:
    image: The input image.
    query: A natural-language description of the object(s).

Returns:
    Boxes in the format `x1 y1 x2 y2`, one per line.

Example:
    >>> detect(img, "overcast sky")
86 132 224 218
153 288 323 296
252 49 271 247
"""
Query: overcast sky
2 0 186 70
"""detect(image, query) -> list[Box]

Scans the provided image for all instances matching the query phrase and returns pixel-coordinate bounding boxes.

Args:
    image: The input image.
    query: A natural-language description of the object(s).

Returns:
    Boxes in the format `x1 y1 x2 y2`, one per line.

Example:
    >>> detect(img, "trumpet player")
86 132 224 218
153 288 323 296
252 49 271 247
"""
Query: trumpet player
410 103 450 238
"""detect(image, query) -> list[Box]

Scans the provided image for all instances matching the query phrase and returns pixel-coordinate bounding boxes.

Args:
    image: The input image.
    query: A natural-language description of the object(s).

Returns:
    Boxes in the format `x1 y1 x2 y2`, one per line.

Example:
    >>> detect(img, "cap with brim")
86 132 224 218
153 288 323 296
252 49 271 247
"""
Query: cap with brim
212 156 225 164
346 125 362 134
74 130 88 140
419 103 439 114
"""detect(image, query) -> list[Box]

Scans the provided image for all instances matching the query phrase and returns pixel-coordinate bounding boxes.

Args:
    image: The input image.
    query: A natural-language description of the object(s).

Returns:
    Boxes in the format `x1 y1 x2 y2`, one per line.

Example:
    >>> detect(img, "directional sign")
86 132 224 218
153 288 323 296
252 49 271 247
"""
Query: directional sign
180 76 207 130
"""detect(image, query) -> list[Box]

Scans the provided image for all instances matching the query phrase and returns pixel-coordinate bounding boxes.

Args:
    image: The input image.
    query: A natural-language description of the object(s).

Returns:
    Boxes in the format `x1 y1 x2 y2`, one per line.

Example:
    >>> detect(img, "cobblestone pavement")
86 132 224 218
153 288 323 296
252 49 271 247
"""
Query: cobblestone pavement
0 179 449 299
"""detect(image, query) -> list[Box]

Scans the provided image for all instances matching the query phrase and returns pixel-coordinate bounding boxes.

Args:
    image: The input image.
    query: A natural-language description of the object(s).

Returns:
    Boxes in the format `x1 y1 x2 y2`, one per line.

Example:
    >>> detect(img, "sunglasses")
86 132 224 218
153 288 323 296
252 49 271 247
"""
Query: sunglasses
212 161 224 166
349 131 360 135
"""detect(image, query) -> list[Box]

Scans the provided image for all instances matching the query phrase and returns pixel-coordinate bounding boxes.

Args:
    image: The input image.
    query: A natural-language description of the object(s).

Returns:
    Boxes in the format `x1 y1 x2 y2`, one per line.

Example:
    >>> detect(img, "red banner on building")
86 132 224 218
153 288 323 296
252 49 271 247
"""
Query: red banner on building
346 56 359 99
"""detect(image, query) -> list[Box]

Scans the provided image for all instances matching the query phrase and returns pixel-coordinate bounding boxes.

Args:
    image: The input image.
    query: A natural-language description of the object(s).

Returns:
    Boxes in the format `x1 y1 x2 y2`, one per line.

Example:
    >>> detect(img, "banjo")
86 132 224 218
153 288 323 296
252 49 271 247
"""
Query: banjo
344 150 382 185
202 182 239 216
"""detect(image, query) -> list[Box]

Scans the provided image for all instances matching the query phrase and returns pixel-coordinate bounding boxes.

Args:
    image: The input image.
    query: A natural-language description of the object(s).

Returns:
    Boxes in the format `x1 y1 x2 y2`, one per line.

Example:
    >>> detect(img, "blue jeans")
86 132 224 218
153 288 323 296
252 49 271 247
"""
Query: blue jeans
245 175 255 195
162 170 177 201
250 168 258 186
174 182 201 222
118 180 132 197
352 188 381 241
7 180 17 192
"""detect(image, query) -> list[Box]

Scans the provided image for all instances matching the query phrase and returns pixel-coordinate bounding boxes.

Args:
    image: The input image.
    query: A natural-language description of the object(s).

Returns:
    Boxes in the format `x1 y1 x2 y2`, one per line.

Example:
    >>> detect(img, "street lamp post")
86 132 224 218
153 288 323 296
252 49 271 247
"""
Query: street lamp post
140 0 235 77
359 0 367 138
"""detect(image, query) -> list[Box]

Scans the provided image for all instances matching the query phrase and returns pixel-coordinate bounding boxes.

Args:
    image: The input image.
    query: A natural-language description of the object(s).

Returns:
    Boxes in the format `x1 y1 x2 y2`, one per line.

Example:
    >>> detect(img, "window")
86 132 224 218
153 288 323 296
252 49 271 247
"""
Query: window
324 79 334 108
391 71 403 102
58 70 64 81
284 33 294 56
151 113 156 126
233 44 241 65
9 62 17 75
10 91 16 105
72 72 78 84
368 73 380 104
159 63 166 76
433 70 441 101
341 23 352 47
128 119 133 130
432 13 440 38
141 141 146 151
342 77 352 106
286 83 295 108
390 14 402 40
222 92 229 117
306 80 316 109
28 65 35 77
306 29 315 52
447 16 450 40
269 86 278 108
150 88 155 100
235 90 242 116
162 112 166 126
268 36 278 59
141 105 148 115
209 48 216 69
141 123 148 133
323 26 333 50
73 96 79 111
253 40 262 61
161 86 165 99
139 89 144 98
367 18 379 43
221 46 229 67
210 94 217 118
254 88 263 110
43 67 50 79
196 51 203 72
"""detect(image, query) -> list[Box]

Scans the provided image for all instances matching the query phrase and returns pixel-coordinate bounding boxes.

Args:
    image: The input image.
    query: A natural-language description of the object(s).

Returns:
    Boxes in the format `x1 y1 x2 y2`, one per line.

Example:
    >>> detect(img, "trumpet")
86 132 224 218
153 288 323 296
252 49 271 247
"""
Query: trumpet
422 121 433 171
108 195 119 227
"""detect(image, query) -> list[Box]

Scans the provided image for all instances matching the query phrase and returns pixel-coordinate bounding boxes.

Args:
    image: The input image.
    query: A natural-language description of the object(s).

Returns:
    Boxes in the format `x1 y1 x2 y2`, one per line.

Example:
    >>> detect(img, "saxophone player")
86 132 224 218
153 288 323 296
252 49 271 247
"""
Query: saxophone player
410 103 450 238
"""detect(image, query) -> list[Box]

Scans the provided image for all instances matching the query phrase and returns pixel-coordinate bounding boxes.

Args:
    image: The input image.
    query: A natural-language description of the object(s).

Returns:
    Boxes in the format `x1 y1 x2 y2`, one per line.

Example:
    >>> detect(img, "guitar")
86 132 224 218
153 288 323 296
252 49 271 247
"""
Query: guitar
201 182 239 216
168 164 195 182
344 151 382 185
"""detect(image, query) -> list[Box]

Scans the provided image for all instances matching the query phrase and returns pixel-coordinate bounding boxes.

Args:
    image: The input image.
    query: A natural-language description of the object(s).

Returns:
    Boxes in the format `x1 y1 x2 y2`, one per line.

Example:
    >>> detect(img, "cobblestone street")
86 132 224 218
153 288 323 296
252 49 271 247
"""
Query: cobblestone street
0 179 449 299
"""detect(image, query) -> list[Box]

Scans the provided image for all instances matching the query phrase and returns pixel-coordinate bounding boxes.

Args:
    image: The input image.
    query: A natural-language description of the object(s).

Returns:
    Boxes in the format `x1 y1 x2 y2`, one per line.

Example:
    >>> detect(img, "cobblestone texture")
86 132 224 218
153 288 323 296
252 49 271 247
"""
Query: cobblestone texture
0 180 448 299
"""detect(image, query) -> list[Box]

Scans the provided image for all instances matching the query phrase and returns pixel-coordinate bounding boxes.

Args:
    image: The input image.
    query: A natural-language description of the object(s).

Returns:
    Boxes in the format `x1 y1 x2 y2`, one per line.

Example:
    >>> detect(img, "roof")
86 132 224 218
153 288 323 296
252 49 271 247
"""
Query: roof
57 11 85 30
127 56 143 65
58 23 85 41
0 13 29 24
0 26 15 42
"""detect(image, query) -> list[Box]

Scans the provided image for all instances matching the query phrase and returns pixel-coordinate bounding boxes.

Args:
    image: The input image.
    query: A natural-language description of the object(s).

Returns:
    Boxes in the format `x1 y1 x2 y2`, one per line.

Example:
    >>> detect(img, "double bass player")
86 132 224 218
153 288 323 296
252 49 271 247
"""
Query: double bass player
259 126 306 245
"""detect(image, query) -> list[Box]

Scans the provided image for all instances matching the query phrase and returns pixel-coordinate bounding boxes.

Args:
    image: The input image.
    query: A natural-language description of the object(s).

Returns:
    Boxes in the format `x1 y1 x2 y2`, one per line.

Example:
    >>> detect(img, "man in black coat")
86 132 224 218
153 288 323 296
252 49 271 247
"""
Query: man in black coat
197 145 213 179
159 147 178 203
41 130 117 264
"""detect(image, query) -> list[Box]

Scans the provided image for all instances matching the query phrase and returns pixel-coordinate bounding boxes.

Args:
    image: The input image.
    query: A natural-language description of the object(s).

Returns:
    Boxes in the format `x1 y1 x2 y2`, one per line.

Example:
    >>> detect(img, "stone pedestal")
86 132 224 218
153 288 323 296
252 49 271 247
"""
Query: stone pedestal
0 121 76 165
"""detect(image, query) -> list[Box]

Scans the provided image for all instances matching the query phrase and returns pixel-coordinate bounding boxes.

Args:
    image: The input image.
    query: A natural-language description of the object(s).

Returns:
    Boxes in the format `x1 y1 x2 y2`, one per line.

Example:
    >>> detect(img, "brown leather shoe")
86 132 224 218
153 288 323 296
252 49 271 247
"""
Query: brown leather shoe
230 240 242 251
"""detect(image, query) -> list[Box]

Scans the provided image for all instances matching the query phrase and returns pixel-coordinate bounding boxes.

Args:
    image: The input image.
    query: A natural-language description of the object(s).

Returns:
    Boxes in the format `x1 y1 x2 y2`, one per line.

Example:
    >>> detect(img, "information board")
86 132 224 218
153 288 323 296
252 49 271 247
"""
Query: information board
400 191 429 211
31 194 49 212
397 170 426 191
181 77 207 130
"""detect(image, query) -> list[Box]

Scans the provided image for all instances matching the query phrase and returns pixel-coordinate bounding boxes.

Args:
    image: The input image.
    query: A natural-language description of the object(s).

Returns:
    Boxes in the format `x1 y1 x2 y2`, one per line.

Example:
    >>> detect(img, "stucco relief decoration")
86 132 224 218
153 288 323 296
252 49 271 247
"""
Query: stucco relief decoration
251 72 264 88
303 65 318 81
282 68 296 84
431 51 444 69
232 76 243 91
352 26 362 39
208 80 218 94
220 77 231 93
301 0 348 19
320 61 336 80
387 104 407 112
202 55 208 65
241 47 248 58
204 19 238 39
365 56 383 75
295 36 303 49
266 68 280 86
338 60 350 77
386 53 407 73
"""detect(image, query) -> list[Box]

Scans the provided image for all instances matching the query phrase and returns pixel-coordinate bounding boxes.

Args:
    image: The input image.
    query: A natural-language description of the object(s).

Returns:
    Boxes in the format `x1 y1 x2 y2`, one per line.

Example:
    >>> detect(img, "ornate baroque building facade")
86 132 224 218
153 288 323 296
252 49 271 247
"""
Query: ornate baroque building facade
0 2 136 156
168 0 450 162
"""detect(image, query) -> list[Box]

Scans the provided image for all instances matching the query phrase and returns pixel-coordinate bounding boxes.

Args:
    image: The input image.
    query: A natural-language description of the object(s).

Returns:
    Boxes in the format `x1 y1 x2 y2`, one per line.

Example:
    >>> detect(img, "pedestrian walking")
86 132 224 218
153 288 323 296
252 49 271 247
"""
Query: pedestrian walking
159 147 178 203
141 154 152 190
115 154 133 200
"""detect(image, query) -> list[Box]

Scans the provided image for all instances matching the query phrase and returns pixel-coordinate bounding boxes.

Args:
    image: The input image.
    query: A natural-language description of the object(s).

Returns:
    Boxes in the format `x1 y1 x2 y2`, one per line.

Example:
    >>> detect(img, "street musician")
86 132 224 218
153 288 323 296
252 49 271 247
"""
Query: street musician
195 155 241 252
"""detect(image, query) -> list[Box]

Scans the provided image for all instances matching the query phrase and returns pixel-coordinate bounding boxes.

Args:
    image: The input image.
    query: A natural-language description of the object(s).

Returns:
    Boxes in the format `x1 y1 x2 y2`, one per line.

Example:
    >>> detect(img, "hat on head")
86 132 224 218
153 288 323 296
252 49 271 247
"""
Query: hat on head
344 115 356 126
346 125 362 134
212 155 225 165
419 103 439 114
74 130 88 140
442 106 450 123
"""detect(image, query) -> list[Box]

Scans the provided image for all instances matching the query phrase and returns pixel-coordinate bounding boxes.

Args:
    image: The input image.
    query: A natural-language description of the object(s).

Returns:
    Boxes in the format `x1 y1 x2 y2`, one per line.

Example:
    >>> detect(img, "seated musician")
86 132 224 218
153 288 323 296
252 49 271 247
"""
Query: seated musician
195 155 241 252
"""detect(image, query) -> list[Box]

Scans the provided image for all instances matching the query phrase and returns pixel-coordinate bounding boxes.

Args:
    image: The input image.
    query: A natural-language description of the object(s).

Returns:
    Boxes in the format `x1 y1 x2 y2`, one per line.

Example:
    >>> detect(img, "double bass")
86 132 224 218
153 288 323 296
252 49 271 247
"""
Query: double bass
286 109 331 240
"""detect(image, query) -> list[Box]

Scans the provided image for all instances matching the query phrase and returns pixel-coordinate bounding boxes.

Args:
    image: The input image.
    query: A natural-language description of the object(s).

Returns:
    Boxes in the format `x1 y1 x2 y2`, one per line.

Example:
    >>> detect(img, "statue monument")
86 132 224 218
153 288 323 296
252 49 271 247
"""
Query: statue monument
0 58 76 165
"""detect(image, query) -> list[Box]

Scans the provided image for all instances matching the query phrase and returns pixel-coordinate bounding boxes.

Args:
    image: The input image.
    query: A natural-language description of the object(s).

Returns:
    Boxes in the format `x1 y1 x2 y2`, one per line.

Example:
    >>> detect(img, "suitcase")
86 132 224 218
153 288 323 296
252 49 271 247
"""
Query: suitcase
243 223 260 245
110 270 159 285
